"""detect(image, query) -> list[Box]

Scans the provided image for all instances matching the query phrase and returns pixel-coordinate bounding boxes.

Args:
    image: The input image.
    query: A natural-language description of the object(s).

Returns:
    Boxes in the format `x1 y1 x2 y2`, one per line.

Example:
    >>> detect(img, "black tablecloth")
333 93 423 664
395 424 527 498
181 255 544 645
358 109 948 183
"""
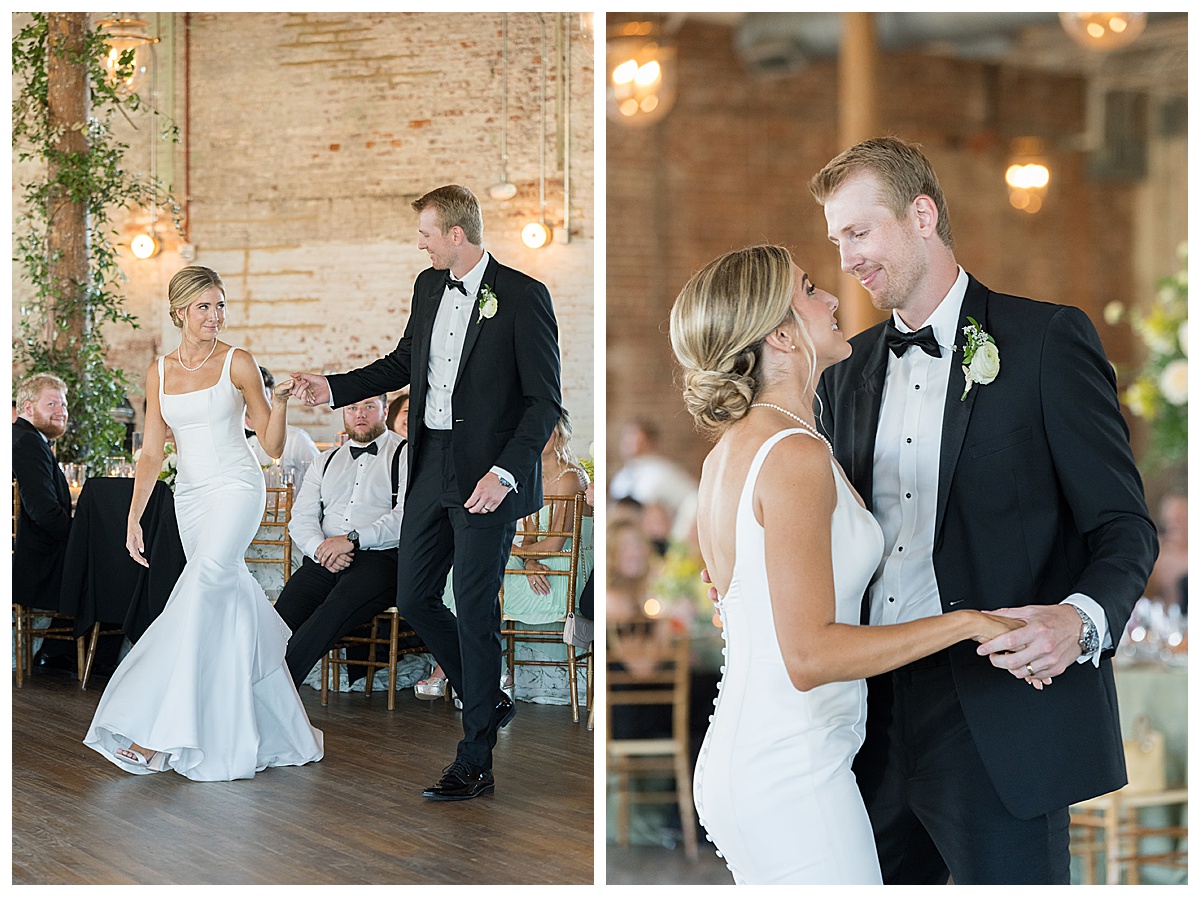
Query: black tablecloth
58 478 186 641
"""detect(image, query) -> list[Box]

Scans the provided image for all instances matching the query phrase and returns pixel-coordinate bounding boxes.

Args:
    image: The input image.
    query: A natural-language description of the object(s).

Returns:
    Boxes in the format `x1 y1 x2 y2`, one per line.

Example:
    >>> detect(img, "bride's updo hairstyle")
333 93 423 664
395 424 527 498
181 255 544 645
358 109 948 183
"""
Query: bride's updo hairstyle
669 244 816 436
168 266 226 331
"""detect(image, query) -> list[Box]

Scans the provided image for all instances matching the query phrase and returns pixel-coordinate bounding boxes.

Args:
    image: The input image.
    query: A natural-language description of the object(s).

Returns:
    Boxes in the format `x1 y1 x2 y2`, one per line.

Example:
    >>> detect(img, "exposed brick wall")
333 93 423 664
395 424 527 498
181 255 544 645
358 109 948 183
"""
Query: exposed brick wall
607 19 1174 479
13 12 594 459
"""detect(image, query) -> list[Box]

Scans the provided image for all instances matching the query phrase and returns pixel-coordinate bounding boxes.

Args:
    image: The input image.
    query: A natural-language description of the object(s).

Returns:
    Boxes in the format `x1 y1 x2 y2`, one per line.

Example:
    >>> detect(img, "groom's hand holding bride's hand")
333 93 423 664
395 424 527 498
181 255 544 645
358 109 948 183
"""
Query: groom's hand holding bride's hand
288 372 331 407
976 603 1083 689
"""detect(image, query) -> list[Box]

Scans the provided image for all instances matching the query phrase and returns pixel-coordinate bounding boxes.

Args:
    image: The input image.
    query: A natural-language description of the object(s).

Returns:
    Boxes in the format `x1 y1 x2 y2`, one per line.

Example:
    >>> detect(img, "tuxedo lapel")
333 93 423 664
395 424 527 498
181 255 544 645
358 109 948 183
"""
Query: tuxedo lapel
935 277 988 537
848 327 890 509
455 254 499 387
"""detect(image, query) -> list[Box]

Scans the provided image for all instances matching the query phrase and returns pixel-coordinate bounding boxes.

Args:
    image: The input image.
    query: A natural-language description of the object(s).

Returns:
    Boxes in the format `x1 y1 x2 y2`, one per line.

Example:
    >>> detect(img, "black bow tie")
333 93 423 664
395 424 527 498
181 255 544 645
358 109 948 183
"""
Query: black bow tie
884 321 942 358
349 442 378 459
245 429 256 439
446 275 468 295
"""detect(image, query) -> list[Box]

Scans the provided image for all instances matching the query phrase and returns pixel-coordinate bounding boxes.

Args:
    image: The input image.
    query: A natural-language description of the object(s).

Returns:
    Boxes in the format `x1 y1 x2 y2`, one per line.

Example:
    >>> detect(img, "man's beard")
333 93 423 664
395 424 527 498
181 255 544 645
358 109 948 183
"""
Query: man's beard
31 412 67 440
347 421 386 444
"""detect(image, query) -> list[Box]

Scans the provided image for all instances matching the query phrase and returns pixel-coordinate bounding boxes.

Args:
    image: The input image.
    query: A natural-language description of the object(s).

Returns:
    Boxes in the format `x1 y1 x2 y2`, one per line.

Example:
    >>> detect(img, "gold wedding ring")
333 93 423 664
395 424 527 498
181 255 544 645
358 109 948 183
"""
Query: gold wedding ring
1025 663 1036 677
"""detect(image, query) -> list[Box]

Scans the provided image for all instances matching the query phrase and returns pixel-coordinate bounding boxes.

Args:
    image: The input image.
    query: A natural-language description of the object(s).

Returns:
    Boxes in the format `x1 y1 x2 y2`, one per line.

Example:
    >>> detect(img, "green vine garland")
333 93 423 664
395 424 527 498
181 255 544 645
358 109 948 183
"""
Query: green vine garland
12 13 181 464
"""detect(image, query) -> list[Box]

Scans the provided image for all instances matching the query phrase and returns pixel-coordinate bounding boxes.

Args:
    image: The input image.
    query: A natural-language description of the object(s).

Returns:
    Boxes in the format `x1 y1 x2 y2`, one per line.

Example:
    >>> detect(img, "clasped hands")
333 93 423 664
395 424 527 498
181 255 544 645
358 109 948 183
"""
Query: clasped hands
315 535 355 573
700 570 1079 690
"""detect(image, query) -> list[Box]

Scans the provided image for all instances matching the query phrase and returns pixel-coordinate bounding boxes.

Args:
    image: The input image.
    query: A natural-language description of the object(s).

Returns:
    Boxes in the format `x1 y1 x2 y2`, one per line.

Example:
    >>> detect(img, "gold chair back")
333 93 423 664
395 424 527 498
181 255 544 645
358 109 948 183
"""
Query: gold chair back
606 619 699 860
246 484 294 585
500 491 592 723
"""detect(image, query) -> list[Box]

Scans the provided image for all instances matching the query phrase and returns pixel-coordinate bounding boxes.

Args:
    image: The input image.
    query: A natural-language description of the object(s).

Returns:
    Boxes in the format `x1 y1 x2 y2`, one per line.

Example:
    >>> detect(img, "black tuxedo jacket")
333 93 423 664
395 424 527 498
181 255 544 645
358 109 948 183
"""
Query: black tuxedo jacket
12 417 73 611
817 274 1157 819
327 254 561 526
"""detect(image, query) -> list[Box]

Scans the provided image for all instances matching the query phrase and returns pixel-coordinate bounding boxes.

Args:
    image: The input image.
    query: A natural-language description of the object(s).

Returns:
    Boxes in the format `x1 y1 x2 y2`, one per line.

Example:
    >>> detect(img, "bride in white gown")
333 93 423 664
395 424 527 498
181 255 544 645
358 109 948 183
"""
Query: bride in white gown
669 245 1022 884
84 266 323 781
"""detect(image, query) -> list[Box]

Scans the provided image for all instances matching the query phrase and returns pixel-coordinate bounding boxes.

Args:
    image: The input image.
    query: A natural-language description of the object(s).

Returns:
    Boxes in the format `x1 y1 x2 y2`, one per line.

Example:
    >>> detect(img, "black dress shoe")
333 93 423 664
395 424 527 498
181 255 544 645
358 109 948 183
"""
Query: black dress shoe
494 692 517 730
422 759 495 801
33 652 77 677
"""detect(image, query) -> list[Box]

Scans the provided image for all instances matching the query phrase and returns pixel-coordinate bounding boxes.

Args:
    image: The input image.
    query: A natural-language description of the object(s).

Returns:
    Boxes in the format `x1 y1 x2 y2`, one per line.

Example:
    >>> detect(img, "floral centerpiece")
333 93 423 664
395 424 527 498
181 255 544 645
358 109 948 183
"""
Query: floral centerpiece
1111 242 1188 475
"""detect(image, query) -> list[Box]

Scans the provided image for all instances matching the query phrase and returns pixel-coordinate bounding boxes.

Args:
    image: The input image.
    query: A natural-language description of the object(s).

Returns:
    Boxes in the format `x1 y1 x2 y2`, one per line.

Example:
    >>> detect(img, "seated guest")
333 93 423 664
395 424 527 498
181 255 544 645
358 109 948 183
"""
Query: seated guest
386 388 409 439
273 394 409 685
245 366 321 494
609 418 698 546
420 409 591 697
12 373 74 669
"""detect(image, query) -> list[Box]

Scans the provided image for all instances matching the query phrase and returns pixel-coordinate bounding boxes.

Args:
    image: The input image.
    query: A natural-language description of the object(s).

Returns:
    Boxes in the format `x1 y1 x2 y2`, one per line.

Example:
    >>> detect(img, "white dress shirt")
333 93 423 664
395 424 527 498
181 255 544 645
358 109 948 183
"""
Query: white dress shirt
422 250 516 491
287 431 408 560
867 267 1107 663
248 425 321 496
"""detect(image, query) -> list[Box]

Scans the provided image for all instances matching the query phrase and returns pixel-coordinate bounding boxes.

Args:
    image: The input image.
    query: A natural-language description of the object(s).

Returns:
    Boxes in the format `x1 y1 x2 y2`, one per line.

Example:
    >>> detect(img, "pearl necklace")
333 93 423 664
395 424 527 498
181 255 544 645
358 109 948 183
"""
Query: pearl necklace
749 403 832 454
177 339 217 372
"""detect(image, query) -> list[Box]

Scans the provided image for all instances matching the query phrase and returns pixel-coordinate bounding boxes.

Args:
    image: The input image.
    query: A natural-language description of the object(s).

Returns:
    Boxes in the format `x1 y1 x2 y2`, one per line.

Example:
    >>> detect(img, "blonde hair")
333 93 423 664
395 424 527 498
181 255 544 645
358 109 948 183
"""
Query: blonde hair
16 372 68 410
809 136 954 249
411 185 483 245
669 245 816 436
168 266 226 330
549 407 579 468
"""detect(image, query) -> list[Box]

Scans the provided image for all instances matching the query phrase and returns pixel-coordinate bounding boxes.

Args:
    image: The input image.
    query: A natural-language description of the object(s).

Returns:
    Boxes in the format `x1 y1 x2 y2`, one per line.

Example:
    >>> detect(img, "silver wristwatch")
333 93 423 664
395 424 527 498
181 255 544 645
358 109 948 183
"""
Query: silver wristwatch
1072 604 1099 656
496 473 514 490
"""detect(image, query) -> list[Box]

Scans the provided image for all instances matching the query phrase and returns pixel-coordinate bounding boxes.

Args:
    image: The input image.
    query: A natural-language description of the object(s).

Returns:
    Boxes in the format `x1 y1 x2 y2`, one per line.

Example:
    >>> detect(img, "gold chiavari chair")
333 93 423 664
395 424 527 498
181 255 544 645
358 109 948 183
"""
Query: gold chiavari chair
247 484 294 586
501 491 592 723
606 619 699 860
321 609 428 711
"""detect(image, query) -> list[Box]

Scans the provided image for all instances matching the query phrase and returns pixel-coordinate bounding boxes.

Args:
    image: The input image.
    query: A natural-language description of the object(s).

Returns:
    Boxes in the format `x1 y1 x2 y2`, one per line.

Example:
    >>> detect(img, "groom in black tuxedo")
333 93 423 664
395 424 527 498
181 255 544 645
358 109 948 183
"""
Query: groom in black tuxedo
291 185 561 801
812 138 1156 883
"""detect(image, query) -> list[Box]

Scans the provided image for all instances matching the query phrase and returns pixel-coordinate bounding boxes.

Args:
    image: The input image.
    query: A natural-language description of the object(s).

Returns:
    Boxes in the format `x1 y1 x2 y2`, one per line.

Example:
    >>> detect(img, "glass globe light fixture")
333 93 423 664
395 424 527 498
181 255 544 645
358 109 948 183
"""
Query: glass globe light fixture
1059 12 1147 52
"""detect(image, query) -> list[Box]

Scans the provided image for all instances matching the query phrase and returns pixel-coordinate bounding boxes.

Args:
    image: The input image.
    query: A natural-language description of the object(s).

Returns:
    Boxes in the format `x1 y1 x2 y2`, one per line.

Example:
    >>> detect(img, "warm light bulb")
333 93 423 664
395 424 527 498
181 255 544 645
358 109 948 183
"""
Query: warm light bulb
643 597 661 617
612 59 638 85
635 60 661 87
131 233 160 259
521 221 551 249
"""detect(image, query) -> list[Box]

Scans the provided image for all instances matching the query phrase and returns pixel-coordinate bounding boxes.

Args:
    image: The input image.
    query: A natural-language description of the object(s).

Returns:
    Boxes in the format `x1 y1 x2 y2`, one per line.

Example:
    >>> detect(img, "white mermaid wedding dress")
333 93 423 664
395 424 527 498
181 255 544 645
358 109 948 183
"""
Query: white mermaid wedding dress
84 349 323 781
693 428 885 883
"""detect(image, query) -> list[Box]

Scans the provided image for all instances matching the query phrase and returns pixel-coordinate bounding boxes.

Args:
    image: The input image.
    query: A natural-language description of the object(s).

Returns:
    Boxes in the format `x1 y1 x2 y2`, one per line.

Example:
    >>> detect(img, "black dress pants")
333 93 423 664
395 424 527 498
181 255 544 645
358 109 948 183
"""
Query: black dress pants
854 652 1071 884
273 549 399 686
394 431 515 770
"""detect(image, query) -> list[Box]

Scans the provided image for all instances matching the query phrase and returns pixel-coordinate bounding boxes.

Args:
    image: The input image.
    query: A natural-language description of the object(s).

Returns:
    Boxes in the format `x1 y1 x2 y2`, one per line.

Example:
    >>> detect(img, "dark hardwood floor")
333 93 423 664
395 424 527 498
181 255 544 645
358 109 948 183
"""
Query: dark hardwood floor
12 673 594 885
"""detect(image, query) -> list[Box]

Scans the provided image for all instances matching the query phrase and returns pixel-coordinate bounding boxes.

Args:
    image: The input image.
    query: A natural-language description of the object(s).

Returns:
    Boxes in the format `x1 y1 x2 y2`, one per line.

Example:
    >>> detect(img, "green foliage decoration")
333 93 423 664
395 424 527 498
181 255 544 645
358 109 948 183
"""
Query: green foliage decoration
12 13 181 464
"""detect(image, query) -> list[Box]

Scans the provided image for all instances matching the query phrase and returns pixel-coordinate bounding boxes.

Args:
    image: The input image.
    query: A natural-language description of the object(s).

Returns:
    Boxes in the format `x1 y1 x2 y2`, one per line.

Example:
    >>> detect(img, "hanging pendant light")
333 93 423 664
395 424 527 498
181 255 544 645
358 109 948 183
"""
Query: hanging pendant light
606 19 676 126
1059 12 1147 52
97 17 159 96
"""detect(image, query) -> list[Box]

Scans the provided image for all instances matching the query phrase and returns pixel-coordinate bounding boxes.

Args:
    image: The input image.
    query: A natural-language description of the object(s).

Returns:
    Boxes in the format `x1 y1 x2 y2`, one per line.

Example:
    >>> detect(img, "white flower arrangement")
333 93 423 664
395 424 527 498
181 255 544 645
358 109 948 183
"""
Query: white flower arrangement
477 283 498 322
1116 241 1187 473
958 316 999 400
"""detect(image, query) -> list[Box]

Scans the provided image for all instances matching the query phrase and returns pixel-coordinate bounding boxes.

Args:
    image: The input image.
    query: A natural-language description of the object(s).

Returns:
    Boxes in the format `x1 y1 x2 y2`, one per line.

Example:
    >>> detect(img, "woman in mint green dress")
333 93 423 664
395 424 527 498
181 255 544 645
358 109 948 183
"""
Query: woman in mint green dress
416 409 591 699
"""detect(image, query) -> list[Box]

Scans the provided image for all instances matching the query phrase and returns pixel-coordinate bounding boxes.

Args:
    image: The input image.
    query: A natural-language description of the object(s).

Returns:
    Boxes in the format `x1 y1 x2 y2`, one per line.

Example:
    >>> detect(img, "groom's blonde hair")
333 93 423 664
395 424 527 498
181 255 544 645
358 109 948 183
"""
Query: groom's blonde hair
412 185 483 246
669 244 817 437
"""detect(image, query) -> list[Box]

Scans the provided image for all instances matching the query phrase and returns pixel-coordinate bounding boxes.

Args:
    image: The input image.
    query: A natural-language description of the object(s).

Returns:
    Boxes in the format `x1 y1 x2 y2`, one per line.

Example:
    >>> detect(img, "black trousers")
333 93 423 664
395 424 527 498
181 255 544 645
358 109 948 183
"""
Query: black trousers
395 431 516 770
273 549 399 686
854 653 1071 884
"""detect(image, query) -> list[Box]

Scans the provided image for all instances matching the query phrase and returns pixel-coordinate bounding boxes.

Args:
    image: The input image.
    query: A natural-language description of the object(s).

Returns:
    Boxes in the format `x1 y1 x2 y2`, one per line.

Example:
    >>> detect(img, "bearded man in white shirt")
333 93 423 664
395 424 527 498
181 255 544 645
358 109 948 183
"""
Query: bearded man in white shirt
273 394 408 686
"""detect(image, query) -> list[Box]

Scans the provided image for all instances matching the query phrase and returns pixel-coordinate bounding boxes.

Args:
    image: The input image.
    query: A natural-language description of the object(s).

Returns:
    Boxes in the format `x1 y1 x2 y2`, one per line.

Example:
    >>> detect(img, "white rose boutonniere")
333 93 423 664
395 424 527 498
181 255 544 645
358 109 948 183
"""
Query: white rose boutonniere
477 284 498 323
959 316 999 401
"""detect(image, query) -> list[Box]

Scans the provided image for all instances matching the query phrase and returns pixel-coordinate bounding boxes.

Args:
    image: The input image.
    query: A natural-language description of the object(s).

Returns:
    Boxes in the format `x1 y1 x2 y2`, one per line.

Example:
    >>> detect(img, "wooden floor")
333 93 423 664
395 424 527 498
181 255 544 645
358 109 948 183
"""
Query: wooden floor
607 844 732 885
12 673 594 885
